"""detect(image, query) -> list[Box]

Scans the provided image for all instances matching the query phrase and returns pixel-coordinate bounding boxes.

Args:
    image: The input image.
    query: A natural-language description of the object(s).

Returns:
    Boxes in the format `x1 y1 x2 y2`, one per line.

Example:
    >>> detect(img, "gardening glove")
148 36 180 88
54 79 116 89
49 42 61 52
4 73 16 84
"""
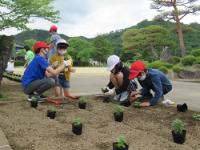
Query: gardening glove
101 86 110 93
64 60 71 67
104 88 115 96
52 61 59 68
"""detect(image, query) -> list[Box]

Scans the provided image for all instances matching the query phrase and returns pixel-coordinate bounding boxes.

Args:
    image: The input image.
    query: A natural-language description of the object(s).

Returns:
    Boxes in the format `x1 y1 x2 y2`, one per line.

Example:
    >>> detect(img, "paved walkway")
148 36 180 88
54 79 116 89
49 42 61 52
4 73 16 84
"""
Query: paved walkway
0 129 12 150
15 67 200 111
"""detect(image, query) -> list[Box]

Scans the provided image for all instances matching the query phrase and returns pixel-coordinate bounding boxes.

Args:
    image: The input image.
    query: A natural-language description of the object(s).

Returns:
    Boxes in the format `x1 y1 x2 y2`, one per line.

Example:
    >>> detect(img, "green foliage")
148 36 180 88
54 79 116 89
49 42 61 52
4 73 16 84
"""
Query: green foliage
48 105 56 112
116 135 126 148
158 66 168 74
24 39 37 48
0 0 59 31
113 106 124 114
190 49 200 57
122 25 174 61
172 119 186 134
172 64 183 73
93 35 114 63
16 49 26 56
194 56 200 64
168 56 181 64
14 60 24 66
78 97 85 104
147 60 173 69
133 101 141 108
73 117 81 126
67 37 95 66
181 55 196 66
192 113 200 121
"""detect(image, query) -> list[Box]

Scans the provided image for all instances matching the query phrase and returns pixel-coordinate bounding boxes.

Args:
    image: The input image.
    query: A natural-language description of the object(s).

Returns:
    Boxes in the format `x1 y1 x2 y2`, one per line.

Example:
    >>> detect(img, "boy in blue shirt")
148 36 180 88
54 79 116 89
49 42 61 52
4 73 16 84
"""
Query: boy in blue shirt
21 41 68 102
129 60 172 107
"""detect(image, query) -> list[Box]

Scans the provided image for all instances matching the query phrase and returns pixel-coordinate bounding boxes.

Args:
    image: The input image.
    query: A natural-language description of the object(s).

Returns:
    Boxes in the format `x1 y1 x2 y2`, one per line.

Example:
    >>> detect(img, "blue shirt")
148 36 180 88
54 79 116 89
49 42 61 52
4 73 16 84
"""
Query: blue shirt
139 69 172 106
21 55 49 88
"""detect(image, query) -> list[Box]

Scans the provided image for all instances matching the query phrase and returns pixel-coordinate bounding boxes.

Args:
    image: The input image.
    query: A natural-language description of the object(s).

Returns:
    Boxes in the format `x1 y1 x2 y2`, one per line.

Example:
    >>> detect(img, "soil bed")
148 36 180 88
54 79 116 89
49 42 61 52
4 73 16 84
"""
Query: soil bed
0 79 200 150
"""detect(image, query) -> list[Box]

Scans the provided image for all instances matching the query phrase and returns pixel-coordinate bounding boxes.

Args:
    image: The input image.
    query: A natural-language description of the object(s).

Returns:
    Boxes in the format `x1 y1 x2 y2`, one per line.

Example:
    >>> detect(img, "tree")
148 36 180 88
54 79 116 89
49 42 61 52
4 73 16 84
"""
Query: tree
0 0 59 96
67 37 95 66
93 35 114 63
24 39 37 48
151 0 200 56
122 25 174 61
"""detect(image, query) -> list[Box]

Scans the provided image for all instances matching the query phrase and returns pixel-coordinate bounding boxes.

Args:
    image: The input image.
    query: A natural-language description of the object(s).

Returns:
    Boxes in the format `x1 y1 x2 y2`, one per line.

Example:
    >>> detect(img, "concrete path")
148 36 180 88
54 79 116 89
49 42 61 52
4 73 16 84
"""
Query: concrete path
15 67 200 111
0 129 12 150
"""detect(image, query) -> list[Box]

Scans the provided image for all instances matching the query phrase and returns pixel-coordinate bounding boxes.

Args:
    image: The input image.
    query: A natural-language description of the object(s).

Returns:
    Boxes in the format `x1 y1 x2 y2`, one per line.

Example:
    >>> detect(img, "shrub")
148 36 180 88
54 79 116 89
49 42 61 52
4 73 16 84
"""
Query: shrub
172 65 183 73
190 49 200 57
194 56 200 64
181 55 196 66
14 60 24 66
148 60 173 69
168 56 181 64
172 119 186 134
158 66 168 74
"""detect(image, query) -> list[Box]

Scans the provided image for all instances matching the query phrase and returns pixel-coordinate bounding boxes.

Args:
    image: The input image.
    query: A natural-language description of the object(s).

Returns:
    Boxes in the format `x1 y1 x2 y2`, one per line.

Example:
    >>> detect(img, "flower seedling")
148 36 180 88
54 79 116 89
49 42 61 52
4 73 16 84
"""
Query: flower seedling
133 101 141 108
113 106 124 115
172 119 186 134
48 105 56 112
78 96 85 104
73 117 81 126
116 135 126 148
192 113 200 121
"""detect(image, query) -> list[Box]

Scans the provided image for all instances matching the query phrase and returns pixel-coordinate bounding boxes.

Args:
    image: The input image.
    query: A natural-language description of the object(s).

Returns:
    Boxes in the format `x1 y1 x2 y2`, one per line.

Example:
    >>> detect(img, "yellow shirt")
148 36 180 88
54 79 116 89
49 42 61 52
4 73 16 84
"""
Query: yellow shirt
49 53 73 81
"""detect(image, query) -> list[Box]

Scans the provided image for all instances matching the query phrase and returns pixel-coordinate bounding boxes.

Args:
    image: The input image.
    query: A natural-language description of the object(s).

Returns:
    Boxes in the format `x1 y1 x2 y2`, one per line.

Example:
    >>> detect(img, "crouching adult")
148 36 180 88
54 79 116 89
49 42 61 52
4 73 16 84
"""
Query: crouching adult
129 60 172 107
21 41 67 102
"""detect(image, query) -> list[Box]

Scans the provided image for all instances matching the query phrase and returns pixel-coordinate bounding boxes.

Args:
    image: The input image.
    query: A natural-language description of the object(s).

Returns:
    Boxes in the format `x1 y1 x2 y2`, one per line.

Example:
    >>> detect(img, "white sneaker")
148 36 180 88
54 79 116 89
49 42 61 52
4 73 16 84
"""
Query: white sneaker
162 99 175 106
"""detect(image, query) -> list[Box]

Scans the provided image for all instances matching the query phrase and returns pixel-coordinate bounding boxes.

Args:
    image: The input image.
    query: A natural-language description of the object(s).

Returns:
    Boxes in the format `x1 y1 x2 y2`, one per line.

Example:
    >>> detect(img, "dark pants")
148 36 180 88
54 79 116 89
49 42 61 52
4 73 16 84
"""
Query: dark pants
24 78 56 95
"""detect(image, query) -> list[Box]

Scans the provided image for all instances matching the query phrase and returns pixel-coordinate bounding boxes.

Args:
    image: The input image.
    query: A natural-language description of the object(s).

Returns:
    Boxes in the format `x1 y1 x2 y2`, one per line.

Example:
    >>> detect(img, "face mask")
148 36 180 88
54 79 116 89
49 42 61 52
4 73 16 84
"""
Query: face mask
138 73 146 81
58 50 66 55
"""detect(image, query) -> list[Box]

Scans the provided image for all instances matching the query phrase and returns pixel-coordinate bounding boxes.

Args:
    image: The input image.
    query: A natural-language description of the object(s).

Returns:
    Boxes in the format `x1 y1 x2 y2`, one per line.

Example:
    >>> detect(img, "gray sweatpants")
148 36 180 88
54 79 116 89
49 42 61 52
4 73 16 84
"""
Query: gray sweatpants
24 78 56 95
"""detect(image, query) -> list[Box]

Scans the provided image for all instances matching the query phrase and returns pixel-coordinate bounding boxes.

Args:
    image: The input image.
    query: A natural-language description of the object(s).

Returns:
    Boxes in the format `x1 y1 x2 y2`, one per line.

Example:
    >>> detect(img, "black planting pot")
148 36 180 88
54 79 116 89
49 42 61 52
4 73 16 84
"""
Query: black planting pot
103 96 110 103
78 102 86 109
47 110 56 119
113 142 129 150
30 100 38 108
120 100 131 107
177 103 188 112
72 123 82 135
172 130 186 144
114 112 123 122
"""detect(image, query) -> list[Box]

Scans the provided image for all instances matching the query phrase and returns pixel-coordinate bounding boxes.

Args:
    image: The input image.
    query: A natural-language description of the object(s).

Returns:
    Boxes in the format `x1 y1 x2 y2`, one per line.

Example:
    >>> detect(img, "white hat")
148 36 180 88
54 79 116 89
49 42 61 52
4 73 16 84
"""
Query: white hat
56 39 69 46
107 55 120 71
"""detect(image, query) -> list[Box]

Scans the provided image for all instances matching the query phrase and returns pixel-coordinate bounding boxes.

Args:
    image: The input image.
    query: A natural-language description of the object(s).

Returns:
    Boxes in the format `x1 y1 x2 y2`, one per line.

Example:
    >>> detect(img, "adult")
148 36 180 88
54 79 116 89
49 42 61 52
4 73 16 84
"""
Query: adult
129 60 172 107
102 55 137 104
21 41 68 101
24 45 35 68
47 25 61 61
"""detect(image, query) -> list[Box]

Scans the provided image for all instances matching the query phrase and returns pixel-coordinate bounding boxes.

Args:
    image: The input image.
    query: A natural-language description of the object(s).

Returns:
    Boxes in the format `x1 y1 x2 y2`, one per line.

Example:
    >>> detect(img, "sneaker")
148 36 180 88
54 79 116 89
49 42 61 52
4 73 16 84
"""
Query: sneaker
27 95 32 101
39 94 47 100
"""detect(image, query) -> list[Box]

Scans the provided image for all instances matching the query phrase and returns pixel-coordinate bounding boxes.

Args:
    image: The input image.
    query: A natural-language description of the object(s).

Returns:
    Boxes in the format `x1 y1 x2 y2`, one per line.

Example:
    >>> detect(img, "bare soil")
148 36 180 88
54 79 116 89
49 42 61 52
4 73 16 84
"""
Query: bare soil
0 79 200 150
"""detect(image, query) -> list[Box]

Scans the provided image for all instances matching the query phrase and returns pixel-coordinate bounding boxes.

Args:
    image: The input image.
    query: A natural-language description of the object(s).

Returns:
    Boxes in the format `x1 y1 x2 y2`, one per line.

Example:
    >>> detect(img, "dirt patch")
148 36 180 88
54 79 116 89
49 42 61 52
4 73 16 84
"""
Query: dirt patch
0 80 200 150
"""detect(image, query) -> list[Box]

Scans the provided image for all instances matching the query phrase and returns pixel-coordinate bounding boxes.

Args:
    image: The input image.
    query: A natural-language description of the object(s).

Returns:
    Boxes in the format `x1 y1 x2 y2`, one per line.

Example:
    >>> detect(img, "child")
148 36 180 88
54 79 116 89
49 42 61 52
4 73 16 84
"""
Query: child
50 39 79 99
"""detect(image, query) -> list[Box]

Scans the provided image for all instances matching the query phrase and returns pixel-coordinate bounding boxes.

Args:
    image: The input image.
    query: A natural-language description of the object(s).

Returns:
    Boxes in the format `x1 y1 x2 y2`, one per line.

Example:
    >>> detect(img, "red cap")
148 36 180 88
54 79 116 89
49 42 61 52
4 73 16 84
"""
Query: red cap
32 41 49 53
49 25 57 32
129 60 146 80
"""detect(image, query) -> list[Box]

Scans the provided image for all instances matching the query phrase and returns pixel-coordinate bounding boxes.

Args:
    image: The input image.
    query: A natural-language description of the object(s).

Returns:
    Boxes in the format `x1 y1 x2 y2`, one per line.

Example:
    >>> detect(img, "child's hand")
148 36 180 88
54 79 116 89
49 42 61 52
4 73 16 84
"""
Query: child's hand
52 61 59 68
